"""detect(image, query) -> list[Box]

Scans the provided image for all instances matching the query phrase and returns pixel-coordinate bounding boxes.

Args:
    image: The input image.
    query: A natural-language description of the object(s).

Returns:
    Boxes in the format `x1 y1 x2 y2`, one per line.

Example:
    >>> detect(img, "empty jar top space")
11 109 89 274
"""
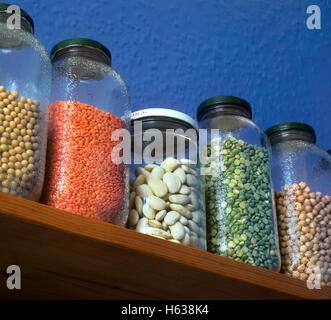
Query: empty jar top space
197 95 252 122
266 122 316 145
50 38 112 66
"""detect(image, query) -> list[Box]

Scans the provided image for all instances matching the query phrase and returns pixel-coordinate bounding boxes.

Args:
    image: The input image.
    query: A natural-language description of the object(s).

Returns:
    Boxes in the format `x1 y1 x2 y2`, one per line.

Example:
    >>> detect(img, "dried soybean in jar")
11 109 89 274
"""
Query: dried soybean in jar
0 85 45 200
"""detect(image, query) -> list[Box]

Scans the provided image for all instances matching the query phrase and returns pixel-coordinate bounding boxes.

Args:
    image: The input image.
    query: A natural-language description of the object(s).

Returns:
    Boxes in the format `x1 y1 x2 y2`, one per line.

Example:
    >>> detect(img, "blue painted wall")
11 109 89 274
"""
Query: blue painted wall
13 0 331 149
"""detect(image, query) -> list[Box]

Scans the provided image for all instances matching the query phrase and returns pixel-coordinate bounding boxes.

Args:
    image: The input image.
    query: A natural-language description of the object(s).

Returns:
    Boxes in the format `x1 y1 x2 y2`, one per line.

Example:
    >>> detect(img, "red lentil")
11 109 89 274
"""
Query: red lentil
41 101 127 224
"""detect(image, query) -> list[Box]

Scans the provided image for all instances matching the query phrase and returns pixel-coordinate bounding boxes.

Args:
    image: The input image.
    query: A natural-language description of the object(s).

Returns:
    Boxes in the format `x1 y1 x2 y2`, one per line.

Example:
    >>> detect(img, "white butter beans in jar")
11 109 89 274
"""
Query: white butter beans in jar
129 109 206 250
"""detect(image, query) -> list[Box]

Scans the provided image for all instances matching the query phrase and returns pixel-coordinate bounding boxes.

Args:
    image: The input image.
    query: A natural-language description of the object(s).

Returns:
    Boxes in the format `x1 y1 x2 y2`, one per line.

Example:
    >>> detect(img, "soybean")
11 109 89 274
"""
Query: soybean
0 86 42 199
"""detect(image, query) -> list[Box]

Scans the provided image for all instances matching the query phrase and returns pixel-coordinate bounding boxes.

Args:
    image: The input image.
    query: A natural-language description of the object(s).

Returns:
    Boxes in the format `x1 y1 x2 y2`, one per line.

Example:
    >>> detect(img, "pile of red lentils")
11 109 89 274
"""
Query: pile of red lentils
41 101 127 225
276 182 331 287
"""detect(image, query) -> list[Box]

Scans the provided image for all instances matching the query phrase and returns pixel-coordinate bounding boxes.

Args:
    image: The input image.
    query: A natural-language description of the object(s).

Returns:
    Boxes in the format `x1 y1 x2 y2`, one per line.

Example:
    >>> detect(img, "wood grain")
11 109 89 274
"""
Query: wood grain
0 192 330 300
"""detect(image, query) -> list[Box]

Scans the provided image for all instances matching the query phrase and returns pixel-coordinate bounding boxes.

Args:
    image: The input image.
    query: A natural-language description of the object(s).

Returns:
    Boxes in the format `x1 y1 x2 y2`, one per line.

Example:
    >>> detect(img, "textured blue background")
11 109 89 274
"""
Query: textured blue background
13 0 331 149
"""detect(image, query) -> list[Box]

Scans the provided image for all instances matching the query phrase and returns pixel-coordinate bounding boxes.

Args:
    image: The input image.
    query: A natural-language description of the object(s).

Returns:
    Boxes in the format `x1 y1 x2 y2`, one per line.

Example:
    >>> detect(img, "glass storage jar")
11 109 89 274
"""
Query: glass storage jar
0 3 51 200
266 122 331 287
128 108 206 250
41 38 130 226
197 96 280 271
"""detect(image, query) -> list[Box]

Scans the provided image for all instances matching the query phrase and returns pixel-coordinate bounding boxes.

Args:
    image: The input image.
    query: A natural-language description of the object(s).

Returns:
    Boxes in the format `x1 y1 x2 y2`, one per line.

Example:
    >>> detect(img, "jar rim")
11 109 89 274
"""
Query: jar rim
197 96 252 121
50 38 111 66
131 108 198 131
265 122 316 142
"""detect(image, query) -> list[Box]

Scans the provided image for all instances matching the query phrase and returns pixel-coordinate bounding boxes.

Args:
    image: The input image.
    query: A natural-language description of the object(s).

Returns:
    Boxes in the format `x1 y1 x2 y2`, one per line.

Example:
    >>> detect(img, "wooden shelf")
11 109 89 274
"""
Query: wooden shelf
0 192 330 300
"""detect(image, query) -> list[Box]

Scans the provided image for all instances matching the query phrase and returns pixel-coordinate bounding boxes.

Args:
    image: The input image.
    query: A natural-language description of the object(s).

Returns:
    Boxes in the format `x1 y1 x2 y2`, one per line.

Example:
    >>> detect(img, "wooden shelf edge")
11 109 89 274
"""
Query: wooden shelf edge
0 192 330 300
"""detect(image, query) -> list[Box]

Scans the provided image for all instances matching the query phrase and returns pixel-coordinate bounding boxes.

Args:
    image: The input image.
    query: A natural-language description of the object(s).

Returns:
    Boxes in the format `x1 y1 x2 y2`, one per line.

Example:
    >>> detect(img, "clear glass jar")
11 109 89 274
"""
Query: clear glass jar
0 3 51 200
266 122 331 287
128 108 206 250
41 38 130 226
197 96 280 271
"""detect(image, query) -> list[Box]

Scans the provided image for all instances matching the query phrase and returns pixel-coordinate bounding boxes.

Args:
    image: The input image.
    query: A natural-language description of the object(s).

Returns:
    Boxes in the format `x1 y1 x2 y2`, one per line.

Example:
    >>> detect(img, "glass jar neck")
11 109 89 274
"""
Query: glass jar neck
269 130 316 145
0 12 33 33
51 46 111 66
198 104 252 122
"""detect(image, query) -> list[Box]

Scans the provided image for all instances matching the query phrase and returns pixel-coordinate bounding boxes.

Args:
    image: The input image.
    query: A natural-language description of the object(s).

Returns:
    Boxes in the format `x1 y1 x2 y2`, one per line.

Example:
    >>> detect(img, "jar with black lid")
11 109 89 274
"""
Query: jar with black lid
266 122 331 287
197 96 280 271
129 108 206 250
0 3 51 200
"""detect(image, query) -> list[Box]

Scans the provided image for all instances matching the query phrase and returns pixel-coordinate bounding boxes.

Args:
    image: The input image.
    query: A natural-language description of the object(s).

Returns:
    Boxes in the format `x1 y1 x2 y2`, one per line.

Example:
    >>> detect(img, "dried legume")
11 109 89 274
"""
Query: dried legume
0 85 44 199
202 136 280 270
41 101 127 225
128 157 206 249
276 182 331 287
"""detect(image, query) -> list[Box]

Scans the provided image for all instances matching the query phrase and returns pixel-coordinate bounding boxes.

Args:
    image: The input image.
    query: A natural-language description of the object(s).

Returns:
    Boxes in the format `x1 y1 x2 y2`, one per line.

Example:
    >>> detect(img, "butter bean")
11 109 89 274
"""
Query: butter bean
186 174 198 187
163 172 181 193
148 178 168 198
149 219 162 228
169 203 192 219
169 194 190 205
136 184 153 198
164 211 181 225
143 203 156 219
160 157 179 172
182 232 191 246
133 174 146 189
179 185 191 195
135 196 143 216
174 167 186 184
149 228 172 239
149 166 165 180
136 217 148 233
179 216 188 225
155 209 167 221
169 222 185 240
128 209 139 226
188 220 200 236
148 195 166 211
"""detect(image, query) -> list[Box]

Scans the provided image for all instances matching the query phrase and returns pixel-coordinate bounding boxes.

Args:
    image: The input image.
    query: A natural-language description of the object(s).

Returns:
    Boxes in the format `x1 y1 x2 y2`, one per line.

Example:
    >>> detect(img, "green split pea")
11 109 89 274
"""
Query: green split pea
202 137 279 271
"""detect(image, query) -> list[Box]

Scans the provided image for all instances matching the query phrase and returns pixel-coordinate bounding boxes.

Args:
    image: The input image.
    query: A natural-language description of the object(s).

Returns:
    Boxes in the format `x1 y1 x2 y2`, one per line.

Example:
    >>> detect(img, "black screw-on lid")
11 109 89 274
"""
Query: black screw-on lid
327 149 331 155
265 122 316 143
0 2 34 33
197 96 252 121
50 38 112 66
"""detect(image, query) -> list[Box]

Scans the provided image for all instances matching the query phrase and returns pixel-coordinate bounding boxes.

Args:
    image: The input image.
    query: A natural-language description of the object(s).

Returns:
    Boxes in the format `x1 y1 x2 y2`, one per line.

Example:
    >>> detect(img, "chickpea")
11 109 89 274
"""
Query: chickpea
0 92 7 99
12 91 19 99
